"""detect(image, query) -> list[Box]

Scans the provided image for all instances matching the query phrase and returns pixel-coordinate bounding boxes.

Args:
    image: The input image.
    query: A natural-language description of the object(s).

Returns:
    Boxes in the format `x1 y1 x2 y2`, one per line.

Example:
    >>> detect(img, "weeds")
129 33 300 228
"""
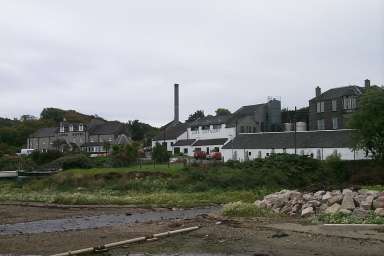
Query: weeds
222 201 275 217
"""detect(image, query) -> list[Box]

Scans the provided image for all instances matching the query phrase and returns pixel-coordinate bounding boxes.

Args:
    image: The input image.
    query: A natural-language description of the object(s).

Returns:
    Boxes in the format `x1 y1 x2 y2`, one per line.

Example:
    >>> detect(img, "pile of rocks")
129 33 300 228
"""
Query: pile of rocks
255 189 384 217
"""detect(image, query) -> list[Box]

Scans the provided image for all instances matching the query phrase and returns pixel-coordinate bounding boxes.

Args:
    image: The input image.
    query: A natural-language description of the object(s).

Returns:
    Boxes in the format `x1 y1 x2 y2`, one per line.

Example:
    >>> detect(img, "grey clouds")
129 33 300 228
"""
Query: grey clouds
1 0 383 126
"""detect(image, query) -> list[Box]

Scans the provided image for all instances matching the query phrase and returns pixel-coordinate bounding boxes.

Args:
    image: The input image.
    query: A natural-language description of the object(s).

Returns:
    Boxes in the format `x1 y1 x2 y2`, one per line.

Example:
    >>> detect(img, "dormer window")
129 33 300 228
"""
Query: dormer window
60 126 65 133
69 125 74 132
79 124 84 131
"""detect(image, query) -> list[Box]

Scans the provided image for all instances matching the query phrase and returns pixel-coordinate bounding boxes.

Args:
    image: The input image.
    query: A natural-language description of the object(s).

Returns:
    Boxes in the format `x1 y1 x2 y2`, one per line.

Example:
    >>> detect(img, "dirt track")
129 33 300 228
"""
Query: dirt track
0 204 383 256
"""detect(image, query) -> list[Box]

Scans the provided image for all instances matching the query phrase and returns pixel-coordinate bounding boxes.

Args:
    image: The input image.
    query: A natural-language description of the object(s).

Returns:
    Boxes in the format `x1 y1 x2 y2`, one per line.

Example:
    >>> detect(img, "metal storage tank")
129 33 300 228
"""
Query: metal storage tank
296 122 307 131
283 123 293 131
267 99 282 132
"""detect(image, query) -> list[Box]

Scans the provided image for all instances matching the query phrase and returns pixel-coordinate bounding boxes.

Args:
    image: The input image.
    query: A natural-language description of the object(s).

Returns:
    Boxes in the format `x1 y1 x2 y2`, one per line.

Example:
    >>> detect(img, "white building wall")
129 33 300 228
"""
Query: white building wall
187 125 236 140
222 147 368 162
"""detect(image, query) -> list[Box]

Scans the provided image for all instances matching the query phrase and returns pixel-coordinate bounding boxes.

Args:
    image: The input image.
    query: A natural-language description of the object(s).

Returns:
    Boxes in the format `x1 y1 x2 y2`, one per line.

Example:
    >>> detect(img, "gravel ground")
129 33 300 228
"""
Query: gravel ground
0 204 383 256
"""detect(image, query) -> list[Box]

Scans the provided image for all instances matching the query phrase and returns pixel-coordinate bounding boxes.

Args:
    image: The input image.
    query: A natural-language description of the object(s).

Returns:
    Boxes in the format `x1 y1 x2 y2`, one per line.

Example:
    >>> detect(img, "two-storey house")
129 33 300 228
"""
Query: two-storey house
308 79 370 130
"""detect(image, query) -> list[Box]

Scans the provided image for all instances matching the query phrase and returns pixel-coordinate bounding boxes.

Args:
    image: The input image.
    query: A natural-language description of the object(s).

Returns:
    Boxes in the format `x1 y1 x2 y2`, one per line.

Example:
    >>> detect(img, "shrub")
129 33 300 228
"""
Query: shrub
222 201 274 217
30 150 63 165
111 143 139 167
152 143 170 163
0 155 36 171
44 154 93 170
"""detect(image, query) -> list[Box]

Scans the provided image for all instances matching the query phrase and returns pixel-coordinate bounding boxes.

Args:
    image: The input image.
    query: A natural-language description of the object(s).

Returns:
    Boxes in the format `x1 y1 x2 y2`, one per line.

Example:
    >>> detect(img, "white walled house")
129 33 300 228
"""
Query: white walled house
151 123 187 153
222 129 369 161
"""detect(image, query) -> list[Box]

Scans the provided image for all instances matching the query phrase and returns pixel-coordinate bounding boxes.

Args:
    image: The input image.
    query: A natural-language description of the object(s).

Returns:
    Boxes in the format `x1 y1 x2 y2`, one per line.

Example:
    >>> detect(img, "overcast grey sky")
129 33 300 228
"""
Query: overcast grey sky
1 0 383 126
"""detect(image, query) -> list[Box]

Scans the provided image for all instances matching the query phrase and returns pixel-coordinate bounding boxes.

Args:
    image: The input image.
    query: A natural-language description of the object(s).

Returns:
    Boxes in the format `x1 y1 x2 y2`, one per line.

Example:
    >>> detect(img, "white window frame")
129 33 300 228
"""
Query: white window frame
317 119 325 130
332 100 337 111
332 117 338 129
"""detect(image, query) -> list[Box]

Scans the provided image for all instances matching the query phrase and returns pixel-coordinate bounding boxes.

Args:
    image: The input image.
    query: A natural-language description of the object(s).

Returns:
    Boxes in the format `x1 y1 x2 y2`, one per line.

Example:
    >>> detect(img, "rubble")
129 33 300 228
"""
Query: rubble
254 189 384 217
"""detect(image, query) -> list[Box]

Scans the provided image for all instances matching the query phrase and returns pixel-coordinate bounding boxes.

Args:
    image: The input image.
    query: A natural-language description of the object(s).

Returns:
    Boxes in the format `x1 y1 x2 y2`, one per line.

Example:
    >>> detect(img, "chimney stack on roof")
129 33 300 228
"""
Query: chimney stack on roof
315 86 321 97
174 83 179 122
365 79 371 88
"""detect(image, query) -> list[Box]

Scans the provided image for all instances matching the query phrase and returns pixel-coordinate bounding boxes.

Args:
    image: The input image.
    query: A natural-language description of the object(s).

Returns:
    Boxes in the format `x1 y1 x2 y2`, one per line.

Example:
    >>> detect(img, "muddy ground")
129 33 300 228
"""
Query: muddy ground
0 204 383 256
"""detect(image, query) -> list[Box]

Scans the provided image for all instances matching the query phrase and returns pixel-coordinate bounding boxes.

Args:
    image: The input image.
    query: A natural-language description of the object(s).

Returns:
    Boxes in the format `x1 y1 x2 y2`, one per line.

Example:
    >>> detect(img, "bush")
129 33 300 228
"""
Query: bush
44 154 93 170
0 155 36 171
30 150 63 165
152 143 170 163
111 143 139 167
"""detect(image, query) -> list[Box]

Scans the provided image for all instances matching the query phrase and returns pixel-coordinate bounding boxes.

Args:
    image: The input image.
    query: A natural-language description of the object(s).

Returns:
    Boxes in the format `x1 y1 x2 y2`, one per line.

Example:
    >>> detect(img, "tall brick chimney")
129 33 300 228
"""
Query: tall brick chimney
365 79 370 88
316 86 321 97
174 83 179 122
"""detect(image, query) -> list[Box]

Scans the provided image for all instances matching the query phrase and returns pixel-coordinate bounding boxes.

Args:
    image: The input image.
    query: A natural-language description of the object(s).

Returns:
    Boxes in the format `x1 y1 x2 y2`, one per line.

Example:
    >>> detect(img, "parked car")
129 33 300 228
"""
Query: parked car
16 149 35 156
193 151 207 160
208 151 222 160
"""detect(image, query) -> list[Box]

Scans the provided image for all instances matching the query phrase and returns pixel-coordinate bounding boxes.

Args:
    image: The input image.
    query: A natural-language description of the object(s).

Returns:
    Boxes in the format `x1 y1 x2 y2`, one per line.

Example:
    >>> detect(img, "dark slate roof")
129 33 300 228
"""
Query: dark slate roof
88 121 130 136
222 130 356 149
30 127 57 138
193 138 228 146
232 103 265 117
173 139 196 146
310 86 364 102
188 115 232 127
153 123 187 141
225 103 267 126
81 142 105 147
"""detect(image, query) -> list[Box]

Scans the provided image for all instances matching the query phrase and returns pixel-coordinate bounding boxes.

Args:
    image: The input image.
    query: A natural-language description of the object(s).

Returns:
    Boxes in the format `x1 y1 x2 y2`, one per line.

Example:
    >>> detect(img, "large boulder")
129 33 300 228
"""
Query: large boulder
374 208 384 217
325 203 341 214
360 195 374 210
322 192 333 202
328 194 343 205
373 197 384 209
341 192 355 211
301 207 314 217
353 208 369 218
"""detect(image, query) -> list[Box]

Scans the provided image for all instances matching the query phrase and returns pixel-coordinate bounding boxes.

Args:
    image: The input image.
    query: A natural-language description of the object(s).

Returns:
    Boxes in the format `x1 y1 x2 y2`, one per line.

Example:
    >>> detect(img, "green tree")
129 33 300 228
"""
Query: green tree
111 143 139 166
40 108 65 122
152 143 170 162
186 110 205 123
349 87 384 160
215 108 231 116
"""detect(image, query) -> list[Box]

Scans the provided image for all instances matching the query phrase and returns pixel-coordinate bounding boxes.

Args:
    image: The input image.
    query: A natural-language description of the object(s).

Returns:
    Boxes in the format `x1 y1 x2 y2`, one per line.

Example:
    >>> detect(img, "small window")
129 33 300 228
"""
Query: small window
248 151 251 156
258 151 262 158
317 119 325 130
332 117 338 129
332 100 337 111
283 148 287 153
317 102 325 113
240 126 245 133
79 124 84 131
60 126 65 133
184 148 188 154
69 125 74 132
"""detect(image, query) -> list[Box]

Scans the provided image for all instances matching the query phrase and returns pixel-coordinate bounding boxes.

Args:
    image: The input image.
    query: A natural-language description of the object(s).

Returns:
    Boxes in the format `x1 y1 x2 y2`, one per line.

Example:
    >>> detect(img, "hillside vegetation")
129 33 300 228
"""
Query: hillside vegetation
1 154 383 207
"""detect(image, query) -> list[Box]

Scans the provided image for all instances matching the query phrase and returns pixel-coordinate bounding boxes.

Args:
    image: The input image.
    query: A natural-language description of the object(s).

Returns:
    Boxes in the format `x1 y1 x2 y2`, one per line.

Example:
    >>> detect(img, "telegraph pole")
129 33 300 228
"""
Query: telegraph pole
294 106 297 155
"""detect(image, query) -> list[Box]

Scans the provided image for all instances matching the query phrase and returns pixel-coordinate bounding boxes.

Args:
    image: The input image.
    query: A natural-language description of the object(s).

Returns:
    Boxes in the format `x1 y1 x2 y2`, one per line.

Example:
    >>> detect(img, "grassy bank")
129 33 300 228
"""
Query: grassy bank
0 163 274 207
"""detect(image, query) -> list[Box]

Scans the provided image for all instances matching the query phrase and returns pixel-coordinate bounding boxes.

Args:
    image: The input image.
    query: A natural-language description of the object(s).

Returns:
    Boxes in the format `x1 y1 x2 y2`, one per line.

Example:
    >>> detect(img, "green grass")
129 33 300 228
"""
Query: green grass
361 185 384 192
313 212 384 224
64 163 184 175
0 185 261 207
222 201 275 217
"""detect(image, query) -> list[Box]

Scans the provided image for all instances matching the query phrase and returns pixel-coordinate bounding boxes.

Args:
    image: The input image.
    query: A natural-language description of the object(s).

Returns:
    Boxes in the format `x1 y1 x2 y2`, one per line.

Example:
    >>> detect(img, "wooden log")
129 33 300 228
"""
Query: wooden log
50 226 200 256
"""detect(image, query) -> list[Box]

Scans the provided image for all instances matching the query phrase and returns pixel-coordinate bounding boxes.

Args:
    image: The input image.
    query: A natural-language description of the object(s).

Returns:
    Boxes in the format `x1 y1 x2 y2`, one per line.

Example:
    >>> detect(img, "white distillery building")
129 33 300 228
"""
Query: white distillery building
221 129 369 161
152 83 283 156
